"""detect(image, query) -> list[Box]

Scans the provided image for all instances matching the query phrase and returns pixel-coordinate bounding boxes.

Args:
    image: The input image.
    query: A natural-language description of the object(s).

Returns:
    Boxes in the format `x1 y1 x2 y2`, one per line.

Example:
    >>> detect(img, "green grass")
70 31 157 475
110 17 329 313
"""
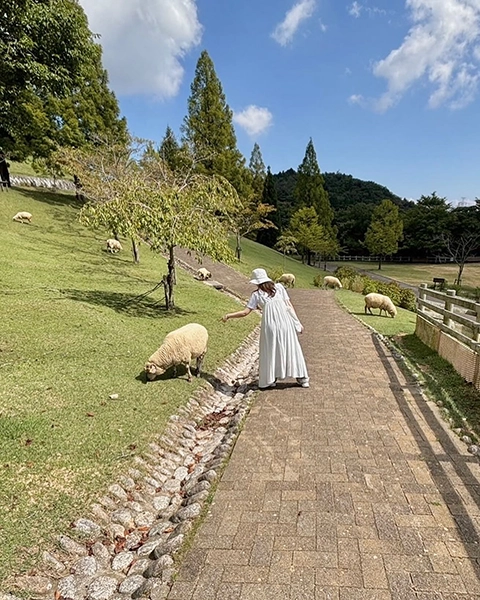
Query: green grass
0 188 257 587
335 288 480 442
230 237 324 287
329 260 480 293
335 288 417 337
7 160 39 177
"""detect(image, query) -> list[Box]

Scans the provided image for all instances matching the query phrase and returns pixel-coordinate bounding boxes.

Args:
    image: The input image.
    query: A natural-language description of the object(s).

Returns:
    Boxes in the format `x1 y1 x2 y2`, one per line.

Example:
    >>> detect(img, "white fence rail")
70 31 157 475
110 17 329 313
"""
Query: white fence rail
417 284 480 352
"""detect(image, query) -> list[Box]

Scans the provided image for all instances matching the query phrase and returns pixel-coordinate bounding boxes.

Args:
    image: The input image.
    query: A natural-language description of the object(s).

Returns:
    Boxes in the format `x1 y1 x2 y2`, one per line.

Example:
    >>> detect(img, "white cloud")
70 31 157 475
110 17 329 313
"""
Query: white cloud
79 0 202 98
348 1 362 18
373 0 480 111
271 0 316 46
348 94 365 106
319 20 328 33
233 106 273 137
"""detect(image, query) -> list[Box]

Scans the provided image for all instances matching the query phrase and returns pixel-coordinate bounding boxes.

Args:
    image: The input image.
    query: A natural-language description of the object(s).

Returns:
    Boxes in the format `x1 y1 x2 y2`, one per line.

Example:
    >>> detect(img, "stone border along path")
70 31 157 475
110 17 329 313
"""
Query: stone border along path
5 326 262 600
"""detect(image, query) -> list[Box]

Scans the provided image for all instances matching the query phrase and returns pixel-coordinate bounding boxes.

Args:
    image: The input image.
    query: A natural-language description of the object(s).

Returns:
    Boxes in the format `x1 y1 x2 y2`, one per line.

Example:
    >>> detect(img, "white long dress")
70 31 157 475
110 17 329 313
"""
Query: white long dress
247 284 309 388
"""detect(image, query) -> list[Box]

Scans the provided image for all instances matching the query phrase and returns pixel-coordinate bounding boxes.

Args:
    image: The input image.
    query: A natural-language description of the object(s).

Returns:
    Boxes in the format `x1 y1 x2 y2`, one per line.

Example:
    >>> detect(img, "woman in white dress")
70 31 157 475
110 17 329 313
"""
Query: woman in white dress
222 268 309 389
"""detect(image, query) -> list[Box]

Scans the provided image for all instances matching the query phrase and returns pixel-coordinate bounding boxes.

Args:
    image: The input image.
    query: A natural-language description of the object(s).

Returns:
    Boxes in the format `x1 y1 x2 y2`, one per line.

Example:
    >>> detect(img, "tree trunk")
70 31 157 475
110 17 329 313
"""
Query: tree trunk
455 263 465 286
164 245 175 309
235 232 242 261
131 238 140 263
378 256 382 270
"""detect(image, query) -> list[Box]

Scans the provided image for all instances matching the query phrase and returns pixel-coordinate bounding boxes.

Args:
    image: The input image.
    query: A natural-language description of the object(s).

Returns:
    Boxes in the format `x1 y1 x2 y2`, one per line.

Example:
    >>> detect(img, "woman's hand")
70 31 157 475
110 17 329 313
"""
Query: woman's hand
221 315 229 323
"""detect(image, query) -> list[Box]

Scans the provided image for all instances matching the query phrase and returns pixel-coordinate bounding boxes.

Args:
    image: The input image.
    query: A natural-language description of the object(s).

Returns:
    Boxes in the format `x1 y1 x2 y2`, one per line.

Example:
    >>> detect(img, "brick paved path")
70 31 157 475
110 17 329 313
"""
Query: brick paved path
168 256 480 599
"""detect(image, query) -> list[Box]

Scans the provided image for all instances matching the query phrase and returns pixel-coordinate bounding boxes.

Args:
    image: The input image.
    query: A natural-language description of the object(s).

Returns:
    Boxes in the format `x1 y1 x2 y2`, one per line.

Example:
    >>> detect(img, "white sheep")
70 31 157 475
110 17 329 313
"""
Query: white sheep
197 267 211 280
145 323 209 382
12 211 32 224
364 293 397 318
277 273 295 288
106 238 122 253
324 276 343 289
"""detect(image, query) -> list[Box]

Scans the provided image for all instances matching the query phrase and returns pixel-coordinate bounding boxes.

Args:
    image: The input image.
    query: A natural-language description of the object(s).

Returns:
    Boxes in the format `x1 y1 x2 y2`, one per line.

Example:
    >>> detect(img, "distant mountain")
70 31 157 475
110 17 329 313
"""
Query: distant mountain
272 169 411 214
271 169 415 254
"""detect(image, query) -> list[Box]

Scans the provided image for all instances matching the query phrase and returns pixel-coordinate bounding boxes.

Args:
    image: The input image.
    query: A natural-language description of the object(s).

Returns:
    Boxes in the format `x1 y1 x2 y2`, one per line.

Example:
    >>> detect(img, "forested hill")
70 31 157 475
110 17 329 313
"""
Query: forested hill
272 169 413 212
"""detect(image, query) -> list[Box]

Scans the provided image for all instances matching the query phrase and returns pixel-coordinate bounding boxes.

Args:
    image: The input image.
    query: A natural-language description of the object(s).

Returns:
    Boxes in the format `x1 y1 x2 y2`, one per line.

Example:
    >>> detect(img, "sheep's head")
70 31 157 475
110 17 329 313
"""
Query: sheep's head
145 362 165 380
388 305 397 318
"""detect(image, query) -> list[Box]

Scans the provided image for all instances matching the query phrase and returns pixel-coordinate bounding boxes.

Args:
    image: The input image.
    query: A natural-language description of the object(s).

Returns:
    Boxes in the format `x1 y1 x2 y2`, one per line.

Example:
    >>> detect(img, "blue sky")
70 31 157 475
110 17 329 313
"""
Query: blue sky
78 0 480 205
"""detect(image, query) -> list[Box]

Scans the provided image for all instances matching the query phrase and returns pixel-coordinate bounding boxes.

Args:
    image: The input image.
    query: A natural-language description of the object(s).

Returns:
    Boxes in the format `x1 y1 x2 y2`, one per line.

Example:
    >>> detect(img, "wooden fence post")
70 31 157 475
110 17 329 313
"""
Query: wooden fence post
444 289 456 329
418 284 428 313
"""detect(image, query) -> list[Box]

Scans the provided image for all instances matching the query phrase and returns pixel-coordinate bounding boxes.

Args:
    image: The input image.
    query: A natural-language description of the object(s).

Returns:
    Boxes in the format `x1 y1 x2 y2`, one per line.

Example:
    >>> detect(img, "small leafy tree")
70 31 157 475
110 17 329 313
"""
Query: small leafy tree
233 198 276 260
274 233 297 271
364 199 403 270
289 207 324 265
60 138 238 309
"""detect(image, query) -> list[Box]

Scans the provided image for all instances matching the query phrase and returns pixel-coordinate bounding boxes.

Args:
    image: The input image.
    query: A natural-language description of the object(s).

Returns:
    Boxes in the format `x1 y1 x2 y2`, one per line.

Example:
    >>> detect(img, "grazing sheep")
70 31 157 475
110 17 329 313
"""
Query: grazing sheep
106 238 122 253
364 293 397 318
324 276 343 289
12 211 32 224
145 323 209 382
277 273 296 288
197 267 211 280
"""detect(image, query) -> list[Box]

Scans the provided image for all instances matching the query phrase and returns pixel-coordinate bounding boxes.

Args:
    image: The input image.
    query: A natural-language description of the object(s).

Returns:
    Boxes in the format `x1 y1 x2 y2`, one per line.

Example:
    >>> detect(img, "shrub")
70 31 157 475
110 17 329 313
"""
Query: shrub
351 275 367 293
362 280 378 295
313 274 323 288
377 282 402 305
399 288 417 312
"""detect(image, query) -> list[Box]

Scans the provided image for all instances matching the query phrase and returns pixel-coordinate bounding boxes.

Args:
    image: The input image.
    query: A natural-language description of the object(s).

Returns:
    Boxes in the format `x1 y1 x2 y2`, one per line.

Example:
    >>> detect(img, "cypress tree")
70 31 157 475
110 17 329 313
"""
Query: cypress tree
181 50 246 195
248 142 266 200
294 138 333 229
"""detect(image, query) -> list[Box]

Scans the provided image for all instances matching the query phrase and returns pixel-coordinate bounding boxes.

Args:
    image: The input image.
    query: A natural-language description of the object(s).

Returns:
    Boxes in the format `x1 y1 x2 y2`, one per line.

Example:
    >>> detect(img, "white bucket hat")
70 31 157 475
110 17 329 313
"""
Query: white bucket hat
250 268 273 285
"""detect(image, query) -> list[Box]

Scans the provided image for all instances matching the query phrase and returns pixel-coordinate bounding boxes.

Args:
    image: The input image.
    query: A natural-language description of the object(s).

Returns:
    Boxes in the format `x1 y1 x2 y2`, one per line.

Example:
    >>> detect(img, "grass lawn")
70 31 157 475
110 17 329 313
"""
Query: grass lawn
7 160 39 177
229 237 324 288
329 260 480 293
0 187 257 586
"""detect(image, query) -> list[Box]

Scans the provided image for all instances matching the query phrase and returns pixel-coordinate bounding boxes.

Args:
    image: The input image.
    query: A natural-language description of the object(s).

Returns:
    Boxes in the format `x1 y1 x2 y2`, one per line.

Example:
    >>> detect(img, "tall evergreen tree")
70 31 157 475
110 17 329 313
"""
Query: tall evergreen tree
158 126 182 171
248 142 266 200
181 50 246 195
257 167 280 247
294 138 333 228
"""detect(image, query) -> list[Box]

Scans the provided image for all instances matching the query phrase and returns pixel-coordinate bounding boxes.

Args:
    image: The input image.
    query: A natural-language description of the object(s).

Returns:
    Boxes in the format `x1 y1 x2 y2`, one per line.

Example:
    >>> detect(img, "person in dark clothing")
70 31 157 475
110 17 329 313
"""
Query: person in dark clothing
0 152 11 188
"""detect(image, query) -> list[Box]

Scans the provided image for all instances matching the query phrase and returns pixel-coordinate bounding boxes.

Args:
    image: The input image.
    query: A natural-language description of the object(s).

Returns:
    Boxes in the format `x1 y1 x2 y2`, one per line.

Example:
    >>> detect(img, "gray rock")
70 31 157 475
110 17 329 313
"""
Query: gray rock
112 551 135 572
92 542 112 566
152 495 171 512
42 550 65 573
171 503 201 522
57 575 77 599
136 537 163 557
174 466 189 481
185 480 210 496
162 479 182 494
74 556 97 576
74 518 102 537
59 535 88 556
111 509 134 528
109 484 129 502
127 558 152 576
87 576 119 600
143 554 174 578
118 575 146 595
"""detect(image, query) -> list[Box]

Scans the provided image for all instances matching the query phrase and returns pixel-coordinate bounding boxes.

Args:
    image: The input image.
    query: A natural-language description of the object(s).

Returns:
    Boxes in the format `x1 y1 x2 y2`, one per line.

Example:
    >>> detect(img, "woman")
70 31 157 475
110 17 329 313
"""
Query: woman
222 268 309 389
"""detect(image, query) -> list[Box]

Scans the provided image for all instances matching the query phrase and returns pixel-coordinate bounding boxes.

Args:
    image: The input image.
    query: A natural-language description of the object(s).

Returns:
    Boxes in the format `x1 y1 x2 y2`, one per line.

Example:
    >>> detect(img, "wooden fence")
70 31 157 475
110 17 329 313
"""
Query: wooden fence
416 284 480 388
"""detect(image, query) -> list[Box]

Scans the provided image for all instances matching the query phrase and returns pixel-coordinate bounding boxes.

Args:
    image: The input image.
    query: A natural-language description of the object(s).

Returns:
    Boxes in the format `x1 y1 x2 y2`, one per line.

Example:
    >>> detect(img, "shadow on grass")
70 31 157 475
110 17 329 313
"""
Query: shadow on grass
61 288 194 319
14 187 83 209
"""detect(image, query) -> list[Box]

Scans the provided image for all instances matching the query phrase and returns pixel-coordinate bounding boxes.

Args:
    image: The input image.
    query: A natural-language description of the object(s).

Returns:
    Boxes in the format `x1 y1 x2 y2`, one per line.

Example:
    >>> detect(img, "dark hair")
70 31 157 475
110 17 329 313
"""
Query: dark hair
258 281 276 297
